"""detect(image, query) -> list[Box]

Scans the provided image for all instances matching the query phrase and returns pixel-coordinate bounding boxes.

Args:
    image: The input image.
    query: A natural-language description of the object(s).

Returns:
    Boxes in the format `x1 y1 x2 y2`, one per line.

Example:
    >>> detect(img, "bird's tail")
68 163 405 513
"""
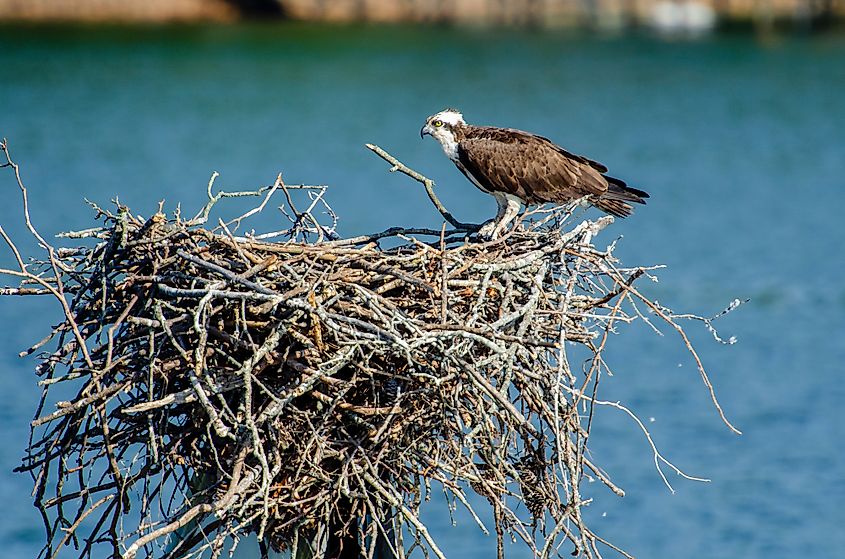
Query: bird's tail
595 176 649 218
594 198 635 218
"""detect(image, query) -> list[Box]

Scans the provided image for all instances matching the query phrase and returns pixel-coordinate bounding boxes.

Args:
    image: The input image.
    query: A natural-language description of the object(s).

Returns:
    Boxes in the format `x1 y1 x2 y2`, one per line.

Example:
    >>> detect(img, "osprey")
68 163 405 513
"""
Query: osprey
420 108 649 239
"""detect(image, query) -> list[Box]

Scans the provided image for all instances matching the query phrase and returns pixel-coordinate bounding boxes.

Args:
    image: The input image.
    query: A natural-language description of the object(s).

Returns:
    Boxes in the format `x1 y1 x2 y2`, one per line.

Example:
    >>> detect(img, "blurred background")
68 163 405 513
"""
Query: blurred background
1 1 844 558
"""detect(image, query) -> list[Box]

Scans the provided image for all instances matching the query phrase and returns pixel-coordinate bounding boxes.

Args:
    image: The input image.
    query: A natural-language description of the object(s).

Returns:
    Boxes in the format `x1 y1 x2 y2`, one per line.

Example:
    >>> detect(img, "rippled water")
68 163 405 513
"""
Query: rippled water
1 23 843 558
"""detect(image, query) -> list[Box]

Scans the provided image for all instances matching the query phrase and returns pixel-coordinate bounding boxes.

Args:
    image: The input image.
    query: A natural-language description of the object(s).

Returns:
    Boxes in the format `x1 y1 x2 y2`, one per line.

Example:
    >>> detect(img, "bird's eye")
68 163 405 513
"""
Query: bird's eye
433 120 443 127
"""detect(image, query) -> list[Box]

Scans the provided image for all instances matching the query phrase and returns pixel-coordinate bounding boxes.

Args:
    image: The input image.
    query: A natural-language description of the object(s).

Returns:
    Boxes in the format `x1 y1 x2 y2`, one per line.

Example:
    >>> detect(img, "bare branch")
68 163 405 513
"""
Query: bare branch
365 143 479 231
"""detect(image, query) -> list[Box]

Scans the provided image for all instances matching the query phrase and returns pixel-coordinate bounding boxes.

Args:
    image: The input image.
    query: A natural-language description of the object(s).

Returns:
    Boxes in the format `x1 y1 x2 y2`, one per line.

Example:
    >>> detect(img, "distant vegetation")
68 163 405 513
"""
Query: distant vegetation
0 0 841 31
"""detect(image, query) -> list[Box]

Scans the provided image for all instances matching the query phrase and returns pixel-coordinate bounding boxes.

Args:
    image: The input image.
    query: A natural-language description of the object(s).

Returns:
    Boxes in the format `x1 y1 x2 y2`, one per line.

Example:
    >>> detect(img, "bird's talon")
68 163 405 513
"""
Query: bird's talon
478 221 497 240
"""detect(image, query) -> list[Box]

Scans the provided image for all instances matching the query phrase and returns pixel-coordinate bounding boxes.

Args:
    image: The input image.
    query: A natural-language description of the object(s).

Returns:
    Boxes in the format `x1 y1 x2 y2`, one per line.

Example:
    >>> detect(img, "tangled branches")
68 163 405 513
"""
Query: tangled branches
1 138 740 559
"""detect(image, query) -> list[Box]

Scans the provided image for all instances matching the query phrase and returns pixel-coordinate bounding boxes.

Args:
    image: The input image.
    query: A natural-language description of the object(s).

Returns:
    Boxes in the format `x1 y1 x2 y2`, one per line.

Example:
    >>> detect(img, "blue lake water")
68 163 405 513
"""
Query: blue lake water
1 23 844 558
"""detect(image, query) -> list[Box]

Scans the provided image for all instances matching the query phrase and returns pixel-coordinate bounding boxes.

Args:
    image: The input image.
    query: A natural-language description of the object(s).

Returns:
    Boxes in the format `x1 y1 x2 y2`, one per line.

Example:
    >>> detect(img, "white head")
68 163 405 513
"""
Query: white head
420 108 466 161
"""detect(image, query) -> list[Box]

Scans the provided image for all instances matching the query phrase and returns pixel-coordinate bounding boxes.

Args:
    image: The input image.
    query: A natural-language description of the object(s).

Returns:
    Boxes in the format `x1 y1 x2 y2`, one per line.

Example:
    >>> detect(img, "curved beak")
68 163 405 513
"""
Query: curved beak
420 125 431 139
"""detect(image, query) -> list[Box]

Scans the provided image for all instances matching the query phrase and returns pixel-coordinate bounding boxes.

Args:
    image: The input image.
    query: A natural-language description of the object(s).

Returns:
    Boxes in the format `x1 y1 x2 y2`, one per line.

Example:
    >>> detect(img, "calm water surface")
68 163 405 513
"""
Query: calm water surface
1 23 844 559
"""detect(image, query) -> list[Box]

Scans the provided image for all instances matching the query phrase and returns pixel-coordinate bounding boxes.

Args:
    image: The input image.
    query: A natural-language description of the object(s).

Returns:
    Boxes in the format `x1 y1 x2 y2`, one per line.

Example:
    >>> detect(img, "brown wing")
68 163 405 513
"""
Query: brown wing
457 126 609 205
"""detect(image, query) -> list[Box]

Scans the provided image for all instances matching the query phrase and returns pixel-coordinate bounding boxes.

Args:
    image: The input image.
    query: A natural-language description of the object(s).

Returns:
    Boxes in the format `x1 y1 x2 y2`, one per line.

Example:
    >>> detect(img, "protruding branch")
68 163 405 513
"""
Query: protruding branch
365 143 479 231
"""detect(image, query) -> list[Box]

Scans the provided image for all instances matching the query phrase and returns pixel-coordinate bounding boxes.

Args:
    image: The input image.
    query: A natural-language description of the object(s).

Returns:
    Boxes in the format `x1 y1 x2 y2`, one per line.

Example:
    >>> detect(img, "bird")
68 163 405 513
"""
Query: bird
420 108 649 239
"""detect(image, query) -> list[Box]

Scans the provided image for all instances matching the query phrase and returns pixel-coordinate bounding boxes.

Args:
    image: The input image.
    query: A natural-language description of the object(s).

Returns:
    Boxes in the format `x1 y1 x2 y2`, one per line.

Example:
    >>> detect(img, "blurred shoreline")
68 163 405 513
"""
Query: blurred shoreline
0 0 841 32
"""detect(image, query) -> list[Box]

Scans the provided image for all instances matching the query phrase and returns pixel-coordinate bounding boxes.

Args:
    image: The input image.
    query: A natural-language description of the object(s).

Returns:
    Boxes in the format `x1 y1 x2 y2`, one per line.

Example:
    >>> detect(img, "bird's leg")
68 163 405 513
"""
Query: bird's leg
489 195 522 239
478 193 509 239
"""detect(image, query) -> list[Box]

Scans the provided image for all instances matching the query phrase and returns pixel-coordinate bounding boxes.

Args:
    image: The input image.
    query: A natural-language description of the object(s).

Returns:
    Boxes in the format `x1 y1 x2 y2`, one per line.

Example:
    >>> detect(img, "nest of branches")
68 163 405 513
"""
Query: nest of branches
1 140 740 559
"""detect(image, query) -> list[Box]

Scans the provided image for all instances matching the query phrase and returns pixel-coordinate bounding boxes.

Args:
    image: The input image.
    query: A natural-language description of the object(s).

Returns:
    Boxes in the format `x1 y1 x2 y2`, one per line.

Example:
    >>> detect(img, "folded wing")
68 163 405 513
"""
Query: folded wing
457 127 610 205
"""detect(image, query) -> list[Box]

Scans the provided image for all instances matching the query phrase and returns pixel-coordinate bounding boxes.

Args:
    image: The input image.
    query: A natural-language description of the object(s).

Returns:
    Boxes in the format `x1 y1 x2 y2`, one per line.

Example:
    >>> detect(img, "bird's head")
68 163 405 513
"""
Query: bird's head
420 108 465 160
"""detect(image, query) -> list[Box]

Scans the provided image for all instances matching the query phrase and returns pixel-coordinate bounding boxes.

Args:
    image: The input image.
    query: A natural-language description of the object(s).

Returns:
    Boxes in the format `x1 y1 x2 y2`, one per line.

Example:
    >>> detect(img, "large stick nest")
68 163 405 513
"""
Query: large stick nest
1 141 740 559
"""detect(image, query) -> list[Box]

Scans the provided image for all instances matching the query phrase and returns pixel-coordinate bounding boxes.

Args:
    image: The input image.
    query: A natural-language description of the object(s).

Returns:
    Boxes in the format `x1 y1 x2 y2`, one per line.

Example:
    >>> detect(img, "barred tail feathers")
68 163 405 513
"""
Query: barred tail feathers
593 198 634 218
595 176 648 218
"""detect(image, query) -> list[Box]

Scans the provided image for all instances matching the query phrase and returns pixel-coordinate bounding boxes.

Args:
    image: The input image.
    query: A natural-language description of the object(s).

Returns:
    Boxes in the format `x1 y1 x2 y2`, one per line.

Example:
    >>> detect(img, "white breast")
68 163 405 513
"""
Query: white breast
439 134 460 161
